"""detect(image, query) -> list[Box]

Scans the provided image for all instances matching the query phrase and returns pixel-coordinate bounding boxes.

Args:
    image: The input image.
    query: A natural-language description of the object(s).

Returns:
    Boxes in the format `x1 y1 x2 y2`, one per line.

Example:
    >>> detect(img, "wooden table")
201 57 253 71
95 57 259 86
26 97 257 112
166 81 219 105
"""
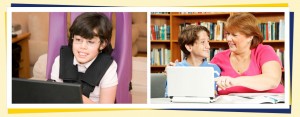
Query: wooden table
12 33 31 78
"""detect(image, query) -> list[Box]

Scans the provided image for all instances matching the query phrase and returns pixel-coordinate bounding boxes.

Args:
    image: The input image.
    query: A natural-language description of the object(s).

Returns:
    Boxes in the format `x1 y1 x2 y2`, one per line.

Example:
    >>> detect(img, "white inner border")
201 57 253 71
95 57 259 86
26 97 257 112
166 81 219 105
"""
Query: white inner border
7 7 290 109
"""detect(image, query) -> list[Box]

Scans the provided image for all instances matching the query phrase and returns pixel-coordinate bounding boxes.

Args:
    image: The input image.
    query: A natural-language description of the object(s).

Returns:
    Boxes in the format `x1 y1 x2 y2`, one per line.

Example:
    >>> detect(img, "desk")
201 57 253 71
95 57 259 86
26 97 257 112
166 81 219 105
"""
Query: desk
151 93 285 104
12 33 31 78
151 96 230 104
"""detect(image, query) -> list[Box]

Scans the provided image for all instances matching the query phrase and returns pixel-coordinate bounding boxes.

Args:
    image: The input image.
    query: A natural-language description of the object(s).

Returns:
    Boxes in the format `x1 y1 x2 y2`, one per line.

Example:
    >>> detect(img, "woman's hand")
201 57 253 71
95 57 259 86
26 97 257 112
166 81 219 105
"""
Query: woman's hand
215 76 237 91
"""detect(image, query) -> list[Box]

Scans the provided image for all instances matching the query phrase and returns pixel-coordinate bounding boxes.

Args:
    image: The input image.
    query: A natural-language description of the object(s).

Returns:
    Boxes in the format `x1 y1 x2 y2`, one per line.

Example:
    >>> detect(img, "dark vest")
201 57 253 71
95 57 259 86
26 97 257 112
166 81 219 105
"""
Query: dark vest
59 46 113 97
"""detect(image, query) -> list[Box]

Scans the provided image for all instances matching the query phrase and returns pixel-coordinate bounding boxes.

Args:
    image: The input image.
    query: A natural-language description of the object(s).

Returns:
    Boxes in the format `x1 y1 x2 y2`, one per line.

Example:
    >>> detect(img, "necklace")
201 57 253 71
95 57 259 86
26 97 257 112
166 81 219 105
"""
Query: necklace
231 54 250 74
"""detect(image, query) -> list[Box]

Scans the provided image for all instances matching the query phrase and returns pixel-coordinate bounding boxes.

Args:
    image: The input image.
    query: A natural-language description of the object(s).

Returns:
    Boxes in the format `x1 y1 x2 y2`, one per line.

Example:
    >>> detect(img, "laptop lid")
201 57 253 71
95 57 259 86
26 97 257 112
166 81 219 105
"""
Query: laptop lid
166 67 215 98
12 78 83 103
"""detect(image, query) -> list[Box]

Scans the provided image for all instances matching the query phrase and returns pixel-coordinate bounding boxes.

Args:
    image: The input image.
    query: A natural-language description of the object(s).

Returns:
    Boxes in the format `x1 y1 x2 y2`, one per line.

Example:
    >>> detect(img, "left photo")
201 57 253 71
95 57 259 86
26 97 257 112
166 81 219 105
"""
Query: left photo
10 12 147 104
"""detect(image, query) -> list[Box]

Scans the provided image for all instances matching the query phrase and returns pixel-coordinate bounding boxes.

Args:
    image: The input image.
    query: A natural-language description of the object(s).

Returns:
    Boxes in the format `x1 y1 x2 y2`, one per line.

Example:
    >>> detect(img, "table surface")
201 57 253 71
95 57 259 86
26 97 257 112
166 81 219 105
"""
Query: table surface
12 33 30 43
151 93 285 104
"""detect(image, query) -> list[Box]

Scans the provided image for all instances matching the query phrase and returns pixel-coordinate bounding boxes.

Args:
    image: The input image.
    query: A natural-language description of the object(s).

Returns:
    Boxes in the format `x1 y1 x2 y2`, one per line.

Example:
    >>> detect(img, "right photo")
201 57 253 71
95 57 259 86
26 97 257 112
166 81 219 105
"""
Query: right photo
150 12 286 104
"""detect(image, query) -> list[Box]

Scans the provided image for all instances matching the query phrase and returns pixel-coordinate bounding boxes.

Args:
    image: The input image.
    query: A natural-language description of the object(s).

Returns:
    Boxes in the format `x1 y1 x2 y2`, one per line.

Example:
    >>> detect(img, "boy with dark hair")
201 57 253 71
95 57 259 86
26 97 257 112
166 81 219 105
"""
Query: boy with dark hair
51 12 117 104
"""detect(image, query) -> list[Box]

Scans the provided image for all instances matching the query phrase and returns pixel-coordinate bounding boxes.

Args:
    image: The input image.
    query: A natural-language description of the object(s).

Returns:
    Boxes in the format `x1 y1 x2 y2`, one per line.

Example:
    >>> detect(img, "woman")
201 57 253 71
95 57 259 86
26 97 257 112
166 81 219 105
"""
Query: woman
212 12 284 95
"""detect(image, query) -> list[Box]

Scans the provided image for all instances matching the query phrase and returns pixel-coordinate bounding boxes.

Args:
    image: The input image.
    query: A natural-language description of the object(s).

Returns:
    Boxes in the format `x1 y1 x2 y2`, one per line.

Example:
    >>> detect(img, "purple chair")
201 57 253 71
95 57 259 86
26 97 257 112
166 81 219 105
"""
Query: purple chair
46 12 132 103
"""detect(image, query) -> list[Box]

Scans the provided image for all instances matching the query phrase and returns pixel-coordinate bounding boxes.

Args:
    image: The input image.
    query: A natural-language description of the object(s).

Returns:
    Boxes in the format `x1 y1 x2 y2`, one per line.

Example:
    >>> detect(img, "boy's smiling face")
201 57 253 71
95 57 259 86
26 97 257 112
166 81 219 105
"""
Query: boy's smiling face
188 31 210 59
72 35 101 64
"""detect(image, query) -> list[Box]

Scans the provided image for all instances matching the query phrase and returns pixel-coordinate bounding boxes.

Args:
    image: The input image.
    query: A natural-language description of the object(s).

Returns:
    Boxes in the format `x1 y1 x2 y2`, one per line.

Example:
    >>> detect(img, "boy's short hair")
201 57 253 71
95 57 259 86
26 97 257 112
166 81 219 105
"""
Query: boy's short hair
68 12 113 54
178 25 210 58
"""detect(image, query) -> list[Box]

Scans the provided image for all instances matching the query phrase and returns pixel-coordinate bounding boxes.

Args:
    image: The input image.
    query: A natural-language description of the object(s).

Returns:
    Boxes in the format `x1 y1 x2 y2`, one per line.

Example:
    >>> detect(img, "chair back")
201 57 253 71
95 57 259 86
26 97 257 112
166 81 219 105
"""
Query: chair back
151 73 167 98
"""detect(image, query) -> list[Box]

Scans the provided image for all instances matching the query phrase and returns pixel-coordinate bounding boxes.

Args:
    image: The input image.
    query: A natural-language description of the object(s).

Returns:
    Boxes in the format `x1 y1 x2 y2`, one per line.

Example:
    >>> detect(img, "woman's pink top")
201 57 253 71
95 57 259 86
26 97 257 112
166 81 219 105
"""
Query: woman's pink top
211 44 284 95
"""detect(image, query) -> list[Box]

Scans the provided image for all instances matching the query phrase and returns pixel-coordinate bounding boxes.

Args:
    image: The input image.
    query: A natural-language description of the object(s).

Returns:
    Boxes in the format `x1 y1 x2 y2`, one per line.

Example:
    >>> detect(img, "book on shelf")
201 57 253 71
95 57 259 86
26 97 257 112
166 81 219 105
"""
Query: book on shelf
155 25 160 40
151 24 170 40
179 20 225 41
151 48 171 66
279 19 285 40
258 20 284 40
276 49 284 67
207 48 224 62
166 25 170 39
215 20 225 41
151 25 156 40
179 22 191 33
160 25 165 40
209 23 215 40
159 48 163 65
178 12 222 14
268 21 272 40
151 12 170 15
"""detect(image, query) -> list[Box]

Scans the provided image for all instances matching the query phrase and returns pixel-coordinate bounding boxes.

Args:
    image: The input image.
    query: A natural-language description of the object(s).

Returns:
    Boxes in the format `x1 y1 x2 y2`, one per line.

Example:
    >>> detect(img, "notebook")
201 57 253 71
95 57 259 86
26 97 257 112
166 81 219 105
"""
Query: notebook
166 67 215 103
12 78 83 103
228 93 285 104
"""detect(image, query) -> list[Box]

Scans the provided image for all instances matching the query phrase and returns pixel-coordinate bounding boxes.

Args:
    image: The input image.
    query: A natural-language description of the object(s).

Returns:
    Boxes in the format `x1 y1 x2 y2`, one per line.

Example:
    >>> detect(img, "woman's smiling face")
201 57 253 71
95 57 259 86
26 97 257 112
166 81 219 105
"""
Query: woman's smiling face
226 32 252 54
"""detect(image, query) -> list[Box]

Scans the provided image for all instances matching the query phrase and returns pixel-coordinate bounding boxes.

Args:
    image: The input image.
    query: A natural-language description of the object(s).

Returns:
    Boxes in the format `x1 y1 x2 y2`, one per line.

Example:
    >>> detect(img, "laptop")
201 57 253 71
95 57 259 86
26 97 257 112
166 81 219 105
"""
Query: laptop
12 78 83 103
166 67 215 103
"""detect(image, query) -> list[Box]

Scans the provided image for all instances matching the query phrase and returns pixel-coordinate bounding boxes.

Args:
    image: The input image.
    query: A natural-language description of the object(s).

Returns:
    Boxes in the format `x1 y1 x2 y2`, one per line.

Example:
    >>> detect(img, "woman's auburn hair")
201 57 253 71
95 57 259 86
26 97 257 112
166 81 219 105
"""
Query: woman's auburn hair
225 12 264 49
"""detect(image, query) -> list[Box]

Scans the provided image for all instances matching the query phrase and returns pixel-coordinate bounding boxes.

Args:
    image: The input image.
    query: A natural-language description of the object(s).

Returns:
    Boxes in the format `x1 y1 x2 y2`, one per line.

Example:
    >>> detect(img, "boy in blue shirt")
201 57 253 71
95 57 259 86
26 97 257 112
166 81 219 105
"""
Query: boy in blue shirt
165 25 221 97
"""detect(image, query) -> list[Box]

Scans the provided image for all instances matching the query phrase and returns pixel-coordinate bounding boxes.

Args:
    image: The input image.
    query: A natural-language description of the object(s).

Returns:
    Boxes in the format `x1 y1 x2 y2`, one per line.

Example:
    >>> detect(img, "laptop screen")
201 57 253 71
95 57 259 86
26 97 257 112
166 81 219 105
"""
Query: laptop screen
12 78 83 104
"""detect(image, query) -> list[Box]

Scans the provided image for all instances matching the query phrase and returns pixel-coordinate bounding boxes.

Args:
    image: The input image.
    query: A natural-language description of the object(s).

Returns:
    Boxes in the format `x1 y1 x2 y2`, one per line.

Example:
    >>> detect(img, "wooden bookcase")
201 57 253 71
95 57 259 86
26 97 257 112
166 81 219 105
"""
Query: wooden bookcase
150 12 285 73
150 13 171 73
12 33 31 78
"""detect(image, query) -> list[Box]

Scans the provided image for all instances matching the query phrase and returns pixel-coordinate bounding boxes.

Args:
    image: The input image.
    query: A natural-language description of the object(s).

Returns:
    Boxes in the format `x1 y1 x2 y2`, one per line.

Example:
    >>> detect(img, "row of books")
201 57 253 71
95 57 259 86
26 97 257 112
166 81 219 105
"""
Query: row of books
179 21 225 41
207 48 225 62
151 12 228 15
151 12 170 14
178 12 226 14
179 48 225 62
151 48 171 66
259 20 285 40
179 48 284 67
151 24 170 40
179 20 285 41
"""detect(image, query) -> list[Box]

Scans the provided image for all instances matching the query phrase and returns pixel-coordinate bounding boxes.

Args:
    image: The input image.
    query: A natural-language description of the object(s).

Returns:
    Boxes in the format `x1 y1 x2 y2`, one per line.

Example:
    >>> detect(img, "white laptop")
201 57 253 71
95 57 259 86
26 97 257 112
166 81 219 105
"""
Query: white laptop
166 67 215 103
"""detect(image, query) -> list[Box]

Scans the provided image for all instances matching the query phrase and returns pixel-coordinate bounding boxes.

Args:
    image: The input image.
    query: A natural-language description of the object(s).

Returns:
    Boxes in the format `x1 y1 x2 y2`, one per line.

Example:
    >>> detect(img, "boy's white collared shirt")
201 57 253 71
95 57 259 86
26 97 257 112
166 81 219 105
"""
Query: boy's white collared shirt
73 56 96 73
51 55 118 103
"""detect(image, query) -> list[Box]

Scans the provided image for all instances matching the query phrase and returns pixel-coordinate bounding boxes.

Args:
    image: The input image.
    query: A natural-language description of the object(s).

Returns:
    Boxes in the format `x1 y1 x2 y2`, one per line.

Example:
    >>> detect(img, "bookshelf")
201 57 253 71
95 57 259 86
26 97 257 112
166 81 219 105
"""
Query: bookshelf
12 33 31 78
150 12 285 73
150 12 171 73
